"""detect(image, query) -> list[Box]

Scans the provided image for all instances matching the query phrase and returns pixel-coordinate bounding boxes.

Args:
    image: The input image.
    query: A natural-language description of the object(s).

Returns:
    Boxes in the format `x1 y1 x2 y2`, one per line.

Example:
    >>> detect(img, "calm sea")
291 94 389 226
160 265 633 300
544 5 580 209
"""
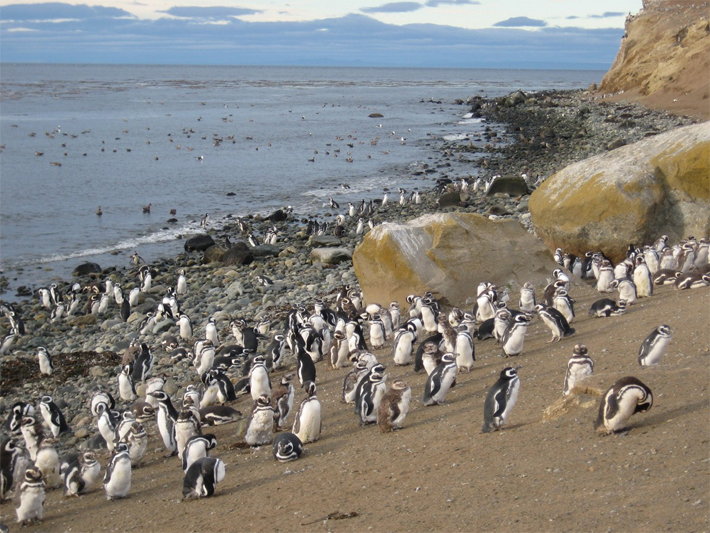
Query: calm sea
0 64 603 298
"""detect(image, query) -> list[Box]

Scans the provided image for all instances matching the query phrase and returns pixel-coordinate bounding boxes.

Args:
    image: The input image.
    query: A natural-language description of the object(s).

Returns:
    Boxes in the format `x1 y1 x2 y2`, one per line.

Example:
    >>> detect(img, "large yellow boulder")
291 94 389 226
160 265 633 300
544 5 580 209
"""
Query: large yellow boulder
352 212 558 308
529 123 710 263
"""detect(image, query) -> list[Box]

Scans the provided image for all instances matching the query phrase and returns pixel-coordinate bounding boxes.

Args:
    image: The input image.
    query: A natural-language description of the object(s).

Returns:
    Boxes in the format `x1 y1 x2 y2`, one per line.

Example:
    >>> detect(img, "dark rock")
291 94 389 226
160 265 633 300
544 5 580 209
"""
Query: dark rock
437 191 461 208
184 234 215 252
368 113 384 118
308 235 342 247
16 286 32 297
485 176 530 197
267 209 288 222
223 242 254 266
202 245 226 264
606 138 627 151
73 262 102 276
250 245 281 257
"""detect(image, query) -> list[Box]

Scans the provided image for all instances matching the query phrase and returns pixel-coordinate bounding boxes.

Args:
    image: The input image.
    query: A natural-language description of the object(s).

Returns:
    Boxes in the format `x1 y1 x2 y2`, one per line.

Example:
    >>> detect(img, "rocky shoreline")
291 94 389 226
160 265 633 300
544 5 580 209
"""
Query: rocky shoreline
0 87 697 450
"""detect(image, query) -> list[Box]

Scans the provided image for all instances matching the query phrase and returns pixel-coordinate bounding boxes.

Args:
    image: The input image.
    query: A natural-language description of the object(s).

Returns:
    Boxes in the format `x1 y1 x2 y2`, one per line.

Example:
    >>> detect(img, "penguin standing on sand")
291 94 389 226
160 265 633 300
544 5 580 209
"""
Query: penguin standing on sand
342 360 369 404
563 344 594 395
39 396 71 438
552 289 575 324
519 282 536 313
634 255 653 298
249 355 272 401
638 325 672 367
501 314 531 357
273 433 303 463
15 466 45 525
182 434 217 472
103 442 132 500
293 381 322 442
149 391 178 456
422 353 457 406
295 336 316 386
482 367 521 433
455 330 475 372
182 457 225 499
377 380 411 432
392 328 416 366
245 395 275 446
534 303 575 343
174 410 201 460
595 377 653 434
273 374 295 429
610 278 637 305
355 367 387 425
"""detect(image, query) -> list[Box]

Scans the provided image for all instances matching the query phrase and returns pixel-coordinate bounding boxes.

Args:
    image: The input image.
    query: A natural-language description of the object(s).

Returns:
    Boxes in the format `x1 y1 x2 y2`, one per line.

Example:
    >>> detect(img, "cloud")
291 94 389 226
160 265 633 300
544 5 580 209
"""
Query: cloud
0 2 133 21
493 16 547 27
425 0 479 6
361 2 423 14
160 6 261 19
590 11 626 18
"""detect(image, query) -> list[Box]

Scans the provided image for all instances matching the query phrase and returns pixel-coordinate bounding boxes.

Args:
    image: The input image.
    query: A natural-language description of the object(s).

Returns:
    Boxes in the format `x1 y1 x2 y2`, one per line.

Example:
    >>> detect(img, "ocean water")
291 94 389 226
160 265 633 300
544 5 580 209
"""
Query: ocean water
0 64 603 297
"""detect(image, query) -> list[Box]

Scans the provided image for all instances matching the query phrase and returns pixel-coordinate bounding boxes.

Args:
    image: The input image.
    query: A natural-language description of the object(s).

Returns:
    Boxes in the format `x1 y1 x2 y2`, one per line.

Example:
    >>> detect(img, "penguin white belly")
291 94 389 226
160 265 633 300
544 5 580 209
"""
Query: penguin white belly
35 450 61 489
503 327 527 356
596 271 614 293
391 389 412 428
421 308 437 333
642 337 671 366
369 324 385 349
294 401 321 444
553 300 574 324
245 411 274 446
200 384 220 408
634 269 653 298
455 334 474 372
604 398 639 433
540 314 563 340
128 436 148 466
393 335 413 366
499 381 520 425
431 367 457 404
250 370 271 402
422 354 438 375
105 461 131 499
564 365 592 395
118 375 136 401
334 341 350 368
16 486 45 523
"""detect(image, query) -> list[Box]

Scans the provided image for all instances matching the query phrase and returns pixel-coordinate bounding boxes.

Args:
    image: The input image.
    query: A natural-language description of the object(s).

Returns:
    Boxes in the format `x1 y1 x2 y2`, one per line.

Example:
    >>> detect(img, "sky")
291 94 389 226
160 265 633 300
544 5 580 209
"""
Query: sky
0 0 643 68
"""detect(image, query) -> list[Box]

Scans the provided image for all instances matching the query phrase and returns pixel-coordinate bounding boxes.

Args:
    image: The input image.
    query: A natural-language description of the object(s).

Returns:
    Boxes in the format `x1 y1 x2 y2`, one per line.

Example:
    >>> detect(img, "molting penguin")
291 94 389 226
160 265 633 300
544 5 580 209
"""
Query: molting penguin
563 344 594 396
377 380 411 432
273 432 303 463
35 438 61 490
15 466 45 525
103 442 131 500
244 395 275 446
482 367 521 433
273 374 295 429
518 282 536 313
610 278 637 305
182 457 225 499
594 376 653 435
638 324 672 367
174 410 201 460
293 381 322 442
633 255 653 298
422 353 457 406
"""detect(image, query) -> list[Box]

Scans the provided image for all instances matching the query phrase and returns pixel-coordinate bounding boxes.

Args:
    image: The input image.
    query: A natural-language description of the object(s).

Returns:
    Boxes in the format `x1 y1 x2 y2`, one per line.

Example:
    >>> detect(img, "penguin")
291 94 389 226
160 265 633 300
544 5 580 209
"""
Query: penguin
420 299 439 333
455 330 475 372
15 466 45 525
175 409 202 460
131 343 153 382
501 314 531 357
60 454 85 497
355 366 387 425
182 457 225 499
265 334 286 370
295 336 317 386
244 395 275 446
633 255 653 298
652 269 680 285
675 272 710 290
293 381 322 442
535 303 575 343
482 367 521 433
205 317 219 346
273 432 303 463
595 260 615 293
1 436 28 502
0 328 16 355
195 340 216 377
176 269 188 295
149 390 178 456
182 434 217 472
20 416 43 461
610 278 637 305
594 376 653 435
419 338 445 375
199 405 242 426
638 324 672 367
138 312 156 336
34 440 60 490
330 330 350 369
6 401 35 434
131 400 155 423
39 396 71 438
273 374 295 429
518 282 536 313
144 375 167 408
97 405 119 453
563 344 594 396
368 315 387 350
342 360 370 404
38 288 52 309
392 328 416 366
475 290 497 322
114 411 136 444
122 421 148 467
103 442 132 500
422 353 457 406
437 313 458 352
552 289 575 324
493 307 512 343
377 380 411 432
37 347 53 376
588 298 627 318
249 356 272 401
78 452 101 492
118 364 137 402
90 390 115 417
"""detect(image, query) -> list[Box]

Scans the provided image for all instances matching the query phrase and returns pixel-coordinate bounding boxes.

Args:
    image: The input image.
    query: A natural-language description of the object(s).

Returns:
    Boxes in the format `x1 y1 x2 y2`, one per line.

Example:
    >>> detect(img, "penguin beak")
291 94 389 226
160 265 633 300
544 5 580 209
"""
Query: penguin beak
514 366 523 371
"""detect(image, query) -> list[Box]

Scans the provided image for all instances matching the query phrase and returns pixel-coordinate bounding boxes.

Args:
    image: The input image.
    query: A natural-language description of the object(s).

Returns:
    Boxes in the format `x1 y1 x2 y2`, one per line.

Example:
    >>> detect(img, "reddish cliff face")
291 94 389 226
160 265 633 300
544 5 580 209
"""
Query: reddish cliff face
598 0 709 120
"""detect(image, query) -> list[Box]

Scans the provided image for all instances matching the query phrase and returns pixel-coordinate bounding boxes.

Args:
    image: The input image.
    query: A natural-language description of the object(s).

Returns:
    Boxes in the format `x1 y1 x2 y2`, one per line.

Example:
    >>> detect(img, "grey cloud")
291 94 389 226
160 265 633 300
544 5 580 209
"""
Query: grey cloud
590 11 626 18
160 6 261 19
0 2 133 21
361 2 423 14
493 16 547 27
425 0 479 6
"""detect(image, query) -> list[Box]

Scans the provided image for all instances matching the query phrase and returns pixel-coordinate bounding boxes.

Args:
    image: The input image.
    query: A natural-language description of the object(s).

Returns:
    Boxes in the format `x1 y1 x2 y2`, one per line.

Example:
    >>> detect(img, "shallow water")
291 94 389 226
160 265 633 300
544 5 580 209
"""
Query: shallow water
0 64 603 297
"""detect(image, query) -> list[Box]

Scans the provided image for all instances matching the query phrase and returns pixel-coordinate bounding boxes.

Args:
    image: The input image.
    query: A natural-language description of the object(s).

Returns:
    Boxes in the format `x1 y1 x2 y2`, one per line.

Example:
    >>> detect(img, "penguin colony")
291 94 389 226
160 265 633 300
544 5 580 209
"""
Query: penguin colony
0 222 707 527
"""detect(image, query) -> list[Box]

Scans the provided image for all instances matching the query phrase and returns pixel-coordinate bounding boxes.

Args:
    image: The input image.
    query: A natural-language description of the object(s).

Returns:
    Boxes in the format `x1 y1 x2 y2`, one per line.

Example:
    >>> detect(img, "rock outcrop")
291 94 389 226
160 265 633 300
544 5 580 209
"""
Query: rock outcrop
529 122 710 263
598 0 710 120
352 212 558 308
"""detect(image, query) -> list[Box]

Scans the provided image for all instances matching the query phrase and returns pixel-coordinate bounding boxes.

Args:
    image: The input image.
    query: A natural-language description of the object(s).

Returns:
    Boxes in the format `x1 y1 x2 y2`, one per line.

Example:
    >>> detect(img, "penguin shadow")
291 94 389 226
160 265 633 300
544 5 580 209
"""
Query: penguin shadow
634 399 709 429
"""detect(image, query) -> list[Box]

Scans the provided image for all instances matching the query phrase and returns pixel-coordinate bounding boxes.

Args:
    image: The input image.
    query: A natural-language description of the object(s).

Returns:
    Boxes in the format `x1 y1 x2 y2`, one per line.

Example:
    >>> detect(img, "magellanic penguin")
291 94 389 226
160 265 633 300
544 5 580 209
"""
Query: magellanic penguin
249 355 272 402
35 438 61 490
20 416 43 461
118 364 137 402
610 278 637 305
563 344 594 396
122 421 148 467
6 401 35 434
342 360 370 404
295 336 316 386
519 282 536 313
182 457 225 499
422 353 457 406
273 374 295 429
244 395 275 446
552 288 575 324
293 381 322 442
330 330 350 369
354 365 387 425
501 314 531 357
182 434 217 472
534 303 575 343
90 390 116 417
588 298 627 318
15 466 45 525
174 410 202 460
392 328 416 366
131 343 153 383
198 405 242 426
675 272 710 290
39 396 71 438
37 347 53 376
455 330 475 372
273 432 303 463
103 442 132 500
595 376 653 435
377 380 411 432
638 325 672 367
2 436 29 502
633 255 654 298
595 260 615 293
482 367 521 433
149 390 178 457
